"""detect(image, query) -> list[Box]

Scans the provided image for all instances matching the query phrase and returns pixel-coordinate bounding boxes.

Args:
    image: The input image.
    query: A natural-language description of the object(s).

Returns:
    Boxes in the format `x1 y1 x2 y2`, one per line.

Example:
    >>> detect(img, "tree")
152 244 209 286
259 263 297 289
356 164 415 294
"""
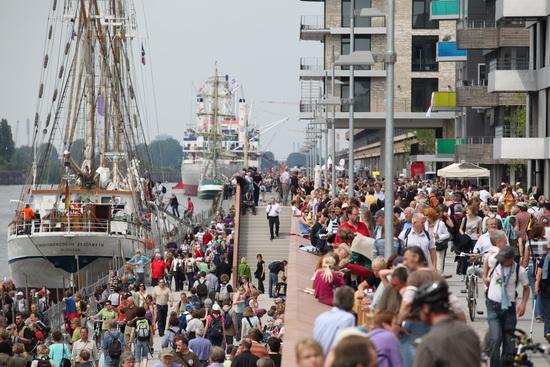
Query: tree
149 137 183 170
286 152 306 168
0 119 15 163
11 145 33 169
261 151 277 171
70 139 85 164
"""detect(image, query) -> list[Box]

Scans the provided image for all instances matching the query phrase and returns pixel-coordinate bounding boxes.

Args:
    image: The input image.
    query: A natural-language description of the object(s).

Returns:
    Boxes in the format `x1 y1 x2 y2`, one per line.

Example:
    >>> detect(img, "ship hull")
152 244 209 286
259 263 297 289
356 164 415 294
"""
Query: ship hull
8 232 141 289
181 161 202 196
197 184 224 200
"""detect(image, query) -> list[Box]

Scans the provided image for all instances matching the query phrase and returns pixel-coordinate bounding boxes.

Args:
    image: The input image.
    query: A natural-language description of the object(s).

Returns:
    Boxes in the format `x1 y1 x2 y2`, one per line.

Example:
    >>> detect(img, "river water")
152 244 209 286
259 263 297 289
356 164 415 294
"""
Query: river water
0 184 217 278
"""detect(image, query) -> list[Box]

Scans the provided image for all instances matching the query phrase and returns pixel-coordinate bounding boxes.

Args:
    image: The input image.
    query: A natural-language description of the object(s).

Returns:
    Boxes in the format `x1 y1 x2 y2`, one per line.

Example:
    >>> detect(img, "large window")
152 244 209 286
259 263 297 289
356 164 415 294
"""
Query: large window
341 77 370 112
342 0 372 27
412 36 438 72
412 0 438 29
341 35 371 70
412 78 438 112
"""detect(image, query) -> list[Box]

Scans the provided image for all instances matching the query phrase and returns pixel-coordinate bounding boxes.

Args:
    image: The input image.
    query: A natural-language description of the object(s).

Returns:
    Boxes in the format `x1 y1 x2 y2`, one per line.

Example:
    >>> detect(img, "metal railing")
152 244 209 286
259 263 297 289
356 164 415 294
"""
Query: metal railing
457 79 488 87
494 125 537 138
489 58 530 71
412 60 438 72
8 219 147 238
300 15 325 30
300 57 324 71
457 19 496 29
457 136 495 144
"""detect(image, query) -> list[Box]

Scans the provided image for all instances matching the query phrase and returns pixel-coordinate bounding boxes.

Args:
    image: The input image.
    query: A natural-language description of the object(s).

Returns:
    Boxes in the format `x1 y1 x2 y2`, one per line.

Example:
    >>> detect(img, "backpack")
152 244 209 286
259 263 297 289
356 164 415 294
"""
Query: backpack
223 310 233 330
107 331 123 359
196 280 208 298
135 318 150 341
207 316 223 340
218 284 230 301
36 357 51 367
486 261 520 298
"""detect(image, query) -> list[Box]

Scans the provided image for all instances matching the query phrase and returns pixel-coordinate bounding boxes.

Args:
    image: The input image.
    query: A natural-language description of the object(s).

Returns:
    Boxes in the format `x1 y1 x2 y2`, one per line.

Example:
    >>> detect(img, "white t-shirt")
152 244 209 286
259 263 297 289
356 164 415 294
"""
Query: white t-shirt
399 228 436 264
487 259 528 303
473 233 493 255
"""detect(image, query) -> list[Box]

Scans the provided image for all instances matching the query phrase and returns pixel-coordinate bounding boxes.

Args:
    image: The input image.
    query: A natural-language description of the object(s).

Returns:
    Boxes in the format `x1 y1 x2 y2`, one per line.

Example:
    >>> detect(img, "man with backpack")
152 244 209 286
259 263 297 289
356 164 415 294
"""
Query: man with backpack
101 320 124 367
132 307 152 367
398 213 437 272
204 305 225 347
216 274 233 304
484 246 530 367
193 272 210 305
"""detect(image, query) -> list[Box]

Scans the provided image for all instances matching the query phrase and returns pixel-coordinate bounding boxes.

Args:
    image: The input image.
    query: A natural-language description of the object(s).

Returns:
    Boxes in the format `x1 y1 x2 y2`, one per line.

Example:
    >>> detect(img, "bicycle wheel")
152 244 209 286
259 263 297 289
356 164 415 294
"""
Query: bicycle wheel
467 276 476 322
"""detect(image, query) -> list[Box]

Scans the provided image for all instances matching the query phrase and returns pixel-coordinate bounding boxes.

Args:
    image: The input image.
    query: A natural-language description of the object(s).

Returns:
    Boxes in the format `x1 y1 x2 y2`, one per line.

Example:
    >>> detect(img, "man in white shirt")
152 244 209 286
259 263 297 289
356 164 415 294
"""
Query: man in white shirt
482 230 510 281
373 182 385 202
72 327 99 365
266 197 281 240
485 246 529 367
399 213 437 271
474 217 500 255
479 186 491 203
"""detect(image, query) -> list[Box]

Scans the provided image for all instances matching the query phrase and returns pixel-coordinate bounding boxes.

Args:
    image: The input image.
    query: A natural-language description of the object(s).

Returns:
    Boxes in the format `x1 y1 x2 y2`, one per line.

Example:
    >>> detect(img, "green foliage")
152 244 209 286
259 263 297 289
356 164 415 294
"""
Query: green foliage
0 119 15 163
415 129 436 154
505 105 527 136
143 137 183 170
261 151 277 171
286 152 306 168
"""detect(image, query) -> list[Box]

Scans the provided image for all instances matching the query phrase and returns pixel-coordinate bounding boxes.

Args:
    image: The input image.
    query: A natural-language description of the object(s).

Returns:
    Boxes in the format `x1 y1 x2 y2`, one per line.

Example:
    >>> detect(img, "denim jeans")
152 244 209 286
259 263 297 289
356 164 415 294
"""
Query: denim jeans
527 264 543 318
399 320 430 367
486 299 517 367
541 294 550 336
298 222 311 235
269 272 278 298
134 340 150 362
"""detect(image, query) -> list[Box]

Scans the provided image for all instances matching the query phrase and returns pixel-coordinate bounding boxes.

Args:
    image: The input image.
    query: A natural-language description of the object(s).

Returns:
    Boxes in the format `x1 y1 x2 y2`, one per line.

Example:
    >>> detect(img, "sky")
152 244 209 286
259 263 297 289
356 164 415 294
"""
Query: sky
0 0 323 160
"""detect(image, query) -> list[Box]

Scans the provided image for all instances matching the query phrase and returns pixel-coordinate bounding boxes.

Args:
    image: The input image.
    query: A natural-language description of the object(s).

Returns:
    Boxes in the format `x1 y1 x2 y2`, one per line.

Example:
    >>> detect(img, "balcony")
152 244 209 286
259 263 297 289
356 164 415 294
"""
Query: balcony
457 21 529 49
436 41 467 62
300 15 329 41
430 0 460 21
436 138 457 155
493 137 547 160
495 0 550 21
299 57 387 80
431 91 459 112
457 82 526 107
455 137 495 164
487 59 536 92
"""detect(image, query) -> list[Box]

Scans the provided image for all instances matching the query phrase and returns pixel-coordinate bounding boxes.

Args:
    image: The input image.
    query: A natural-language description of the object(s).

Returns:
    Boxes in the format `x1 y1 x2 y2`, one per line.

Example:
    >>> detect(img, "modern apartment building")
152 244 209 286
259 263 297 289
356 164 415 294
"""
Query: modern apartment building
486 0 550 193
299 0 461 176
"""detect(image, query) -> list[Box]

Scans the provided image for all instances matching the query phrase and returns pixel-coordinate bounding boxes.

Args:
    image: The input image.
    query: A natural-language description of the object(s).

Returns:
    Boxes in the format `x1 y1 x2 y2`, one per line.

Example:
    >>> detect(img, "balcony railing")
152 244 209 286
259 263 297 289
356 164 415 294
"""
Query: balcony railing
8 218 147 238
430 0 460 20
300 15 325 30
412 60 438 72
488 58 530 71
437 41 467 62
300 57 324 71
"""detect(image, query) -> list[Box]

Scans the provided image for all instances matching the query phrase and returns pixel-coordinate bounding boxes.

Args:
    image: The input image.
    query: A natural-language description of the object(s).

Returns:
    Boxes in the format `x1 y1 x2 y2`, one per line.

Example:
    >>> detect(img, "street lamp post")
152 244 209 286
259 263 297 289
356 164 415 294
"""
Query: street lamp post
348 0 355 198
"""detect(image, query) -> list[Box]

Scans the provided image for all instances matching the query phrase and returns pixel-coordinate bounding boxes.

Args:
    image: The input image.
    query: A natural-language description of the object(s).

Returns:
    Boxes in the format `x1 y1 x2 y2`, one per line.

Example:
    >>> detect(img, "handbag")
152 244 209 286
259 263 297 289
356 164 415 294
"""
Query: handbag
434 221 449 251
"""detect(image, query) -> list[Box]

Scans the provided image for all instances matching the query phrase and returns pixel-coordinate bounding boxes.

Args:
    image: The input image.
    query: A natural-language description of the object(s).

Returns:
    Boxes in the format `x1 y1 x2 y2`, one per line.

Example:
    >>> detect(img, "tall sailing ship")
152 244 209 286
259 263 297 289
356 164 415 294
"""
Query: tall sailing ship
180 72 259 196
8 0 155 289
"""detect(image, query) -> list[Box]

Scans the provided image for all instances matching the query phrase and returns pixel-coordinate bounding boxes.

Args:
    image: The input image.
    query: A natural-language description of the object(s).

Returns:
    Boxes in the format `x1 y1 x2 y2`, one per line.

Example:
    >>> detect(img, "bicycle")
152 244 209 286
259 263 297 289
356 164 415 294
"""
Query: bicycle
507 328 550 366
457 252 483 321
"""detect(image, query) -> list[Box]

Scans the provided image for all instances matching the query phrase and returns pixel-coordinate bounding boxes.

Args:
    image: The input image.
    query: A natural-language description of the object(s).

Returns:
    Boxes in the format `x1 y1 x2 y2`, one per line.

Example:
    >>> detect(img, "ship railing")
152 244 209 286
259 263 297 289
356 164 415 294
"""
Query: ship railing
8 219 147 238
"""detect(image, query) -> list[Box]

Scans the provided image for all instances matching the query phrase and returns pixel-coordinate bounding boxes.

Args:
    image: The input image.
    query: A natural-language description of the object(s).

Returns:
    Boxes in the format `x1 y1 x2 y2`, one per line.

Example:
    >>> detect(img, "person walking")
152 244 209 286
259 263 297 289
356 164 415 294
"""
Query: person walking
266 198 281 241
255 254 266 294
128 250 150 286
485 246 530 367
280 168 290 206
71 327 99 367
169 194 180 218
535 239 550 342
101 320 124 367
153 279 172 337
398 213 437 272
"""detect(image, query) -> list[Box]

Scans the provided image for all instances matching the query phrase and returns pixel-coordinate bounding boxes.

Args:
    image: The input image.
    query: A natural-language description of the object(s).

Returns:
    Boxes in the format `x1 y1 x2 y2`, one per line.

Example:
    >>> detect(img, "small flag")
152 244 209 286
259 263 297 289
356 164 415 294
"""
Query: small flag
141 44 146 65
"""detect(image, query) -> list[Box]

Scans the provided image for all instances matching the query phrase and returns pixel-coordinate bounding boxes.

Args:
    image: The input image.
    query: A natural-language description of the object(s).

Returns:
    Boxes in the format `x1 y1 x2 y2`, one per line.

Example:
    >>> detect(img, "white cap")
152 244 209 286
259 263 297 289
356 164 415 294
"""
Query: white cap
212 304 221 311
16 291 24 296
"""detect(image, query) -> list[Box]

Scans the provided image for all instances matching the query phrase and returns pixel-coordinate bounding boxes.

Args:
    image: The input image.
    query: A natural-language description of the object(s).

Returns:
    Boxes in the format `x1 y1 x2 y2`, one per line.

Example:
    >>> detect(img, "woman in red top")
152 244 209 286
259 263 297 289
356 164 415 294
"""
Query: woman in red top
150 253 166 286
313 256 345 306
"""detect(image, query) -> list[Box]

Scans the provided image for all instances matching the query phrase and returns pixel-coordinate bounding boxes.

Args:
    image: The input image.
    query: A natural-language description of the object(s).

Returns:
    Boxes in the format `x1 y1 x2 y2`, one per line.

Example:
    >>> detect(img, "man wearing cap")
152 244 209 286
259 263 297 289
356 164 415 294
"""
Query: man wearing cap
153 349 180 367
373 210 384 240
485 246 530 367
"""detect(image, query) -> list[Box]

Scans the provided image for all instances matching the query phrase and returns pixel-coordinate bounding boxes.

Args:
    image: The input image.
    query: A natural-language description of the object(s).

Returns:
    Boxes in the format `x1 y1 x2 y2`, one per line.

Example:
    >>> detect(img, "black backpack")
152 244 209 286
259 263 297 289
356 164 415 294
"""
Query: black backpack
223 310 233 330
208 316 223 340
36 358 51 367
162 185 167 194
107 331 122 359
196 280 208 298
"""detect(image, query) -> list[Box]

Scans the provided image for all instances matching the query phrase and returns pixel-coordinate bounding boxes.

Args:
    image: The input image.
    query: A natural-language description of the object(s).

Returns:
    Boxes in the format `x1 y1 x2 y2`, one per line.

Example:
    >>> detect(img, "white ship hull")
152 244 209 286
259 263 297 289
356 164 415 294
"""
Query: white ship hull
8 231 142 289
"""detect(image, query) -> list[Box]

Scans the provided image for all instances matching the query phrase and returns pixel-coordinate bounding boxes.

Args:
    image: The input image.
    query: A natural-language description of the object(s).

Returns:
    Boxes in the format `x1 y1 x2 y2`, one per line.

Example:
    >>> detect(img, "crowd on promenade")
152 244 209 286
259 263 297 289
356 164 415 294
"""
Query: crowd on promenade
0 193 288 367
260 167 550 367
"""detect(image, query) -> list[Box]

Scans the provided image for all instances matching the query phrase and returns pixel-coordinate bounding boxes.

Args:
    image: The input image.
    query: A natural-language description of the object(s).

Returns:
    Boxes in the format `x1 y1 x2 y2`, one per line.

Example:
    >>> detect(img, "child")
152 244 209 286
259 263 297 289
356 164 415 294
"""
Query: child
274 276 287 298
76 350 93 367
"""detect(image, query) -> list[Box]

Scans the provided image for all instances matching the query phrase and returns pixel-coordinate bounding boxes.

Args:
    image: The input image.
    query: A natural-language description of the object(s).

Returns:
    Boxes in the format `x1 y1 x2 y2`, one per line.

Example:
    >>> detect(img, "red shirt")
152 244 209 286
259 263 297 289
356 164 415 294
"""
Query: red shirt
150 260 166 279
202 232 213 245
334 221 370 244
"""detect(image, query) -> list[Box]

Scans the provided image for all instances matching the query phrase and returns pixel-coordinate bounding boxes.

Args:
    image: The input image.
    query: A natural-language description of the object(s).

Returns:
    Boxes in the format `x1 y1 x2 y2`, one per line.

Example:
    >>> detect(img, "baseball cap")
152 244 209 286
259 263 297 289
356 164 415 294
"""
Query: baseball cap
495 246 515 262
374 209 385 218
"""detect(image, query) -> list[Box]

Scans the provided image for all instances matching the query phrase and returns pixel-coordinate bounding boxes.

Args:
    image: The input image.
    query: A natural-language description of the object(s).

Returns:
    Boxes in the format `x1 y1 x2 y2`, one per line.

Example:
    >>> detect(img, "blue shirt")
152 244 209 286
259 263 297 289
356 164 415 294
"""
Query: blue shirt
368 328 403 367
65 297 77 314
101 330 124 363
188 337 212 361
313 307 355 354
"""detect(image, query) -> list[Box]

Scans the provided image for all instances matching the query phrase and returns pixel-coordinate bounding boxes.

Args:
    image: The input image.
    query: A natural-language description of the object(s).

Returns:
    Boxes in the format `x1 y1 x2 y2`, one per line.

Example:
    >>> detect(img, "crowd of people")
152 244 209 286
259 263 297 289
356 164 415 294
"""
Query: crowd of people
266 170 550 367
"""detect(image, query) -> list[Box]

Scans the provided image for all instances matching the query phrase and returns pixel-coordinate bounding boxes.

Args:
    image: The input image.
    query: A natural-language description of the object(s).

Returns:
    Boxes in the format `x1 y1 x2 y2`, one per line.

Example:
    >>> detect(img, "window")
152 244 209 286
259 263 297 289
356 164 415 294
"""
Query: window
341 35 371 70
477 63 487 85
412 36 438 72
412 0 438 29
412 78 438 112
341 77 370 112
342 0 372 27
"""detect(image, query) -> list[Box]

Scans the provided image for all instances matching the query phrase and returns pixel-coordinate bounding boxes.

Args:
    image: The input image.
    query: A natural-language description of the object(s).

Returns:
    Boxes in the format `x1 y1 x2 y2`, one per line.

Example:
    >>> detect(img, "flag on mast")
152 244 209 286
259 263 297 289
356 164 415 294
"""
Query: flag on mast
141 44 146 65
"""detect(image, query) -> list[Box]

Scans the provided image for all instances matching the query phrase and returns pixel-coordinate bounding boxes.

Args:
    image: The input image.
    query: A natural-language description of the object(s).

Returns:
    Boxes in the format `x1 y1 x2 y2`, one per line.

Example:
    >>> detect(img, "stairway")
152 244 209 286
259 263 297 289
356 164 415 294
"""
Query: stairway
238 205 292 274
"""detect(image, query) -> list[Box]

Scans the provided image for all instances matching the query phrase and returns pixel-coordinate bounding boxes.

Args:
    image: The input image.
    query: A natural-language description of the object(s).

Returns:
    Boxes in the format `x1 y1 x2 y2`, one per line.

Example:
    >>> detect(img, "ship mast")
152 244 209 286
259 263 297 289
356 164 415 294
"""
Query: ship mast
82 0 96 181
211 66 219 178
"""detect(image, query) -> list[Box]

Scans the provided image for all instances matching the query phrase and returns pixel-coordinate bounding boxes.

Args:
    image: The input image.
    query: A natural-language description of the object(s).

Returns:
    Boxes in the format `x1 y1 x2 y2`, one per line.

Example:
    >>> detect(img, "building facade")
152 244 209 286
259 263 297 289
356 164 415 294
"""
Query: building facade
299 0 459 177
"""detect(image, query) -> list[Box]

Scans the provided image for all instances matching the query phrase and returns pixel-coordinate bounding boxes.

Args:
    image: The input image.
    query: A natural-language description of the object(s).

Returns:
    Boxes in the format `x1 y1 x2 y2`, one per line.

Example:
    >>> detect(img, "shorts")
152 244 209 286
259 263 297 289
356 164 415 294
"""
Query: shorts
134 340 150 361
